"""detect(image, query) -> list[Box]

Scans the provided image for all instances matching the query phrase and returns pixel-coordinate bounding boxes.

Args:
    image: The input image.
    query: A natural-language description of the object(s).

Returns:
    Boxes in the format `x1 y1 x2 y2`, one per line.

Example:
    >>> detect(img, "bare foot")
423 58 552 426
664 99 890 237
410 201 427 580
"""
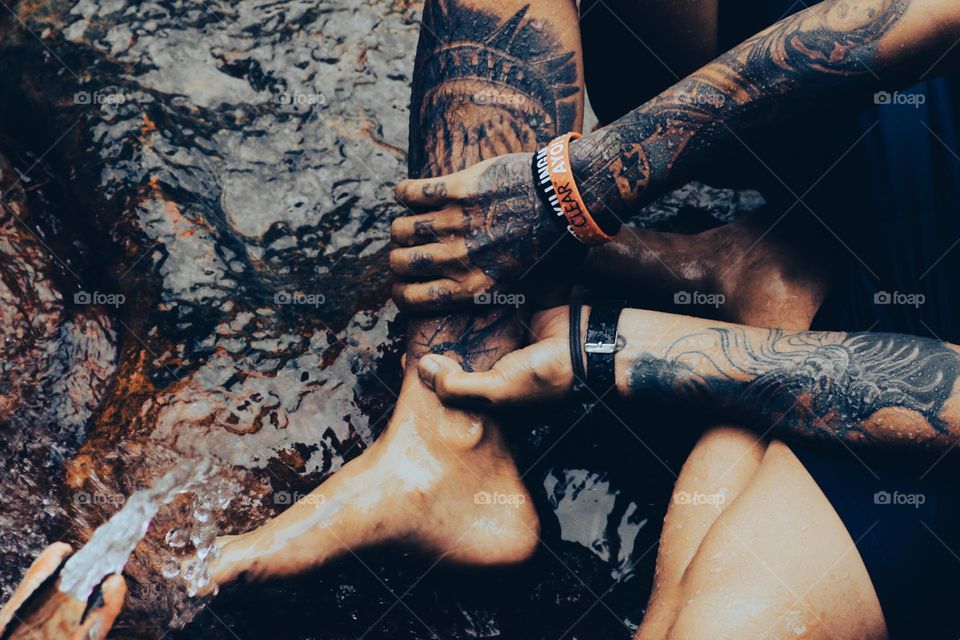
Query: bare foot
209 373 539 587
0 543 127 640
585 211 829 329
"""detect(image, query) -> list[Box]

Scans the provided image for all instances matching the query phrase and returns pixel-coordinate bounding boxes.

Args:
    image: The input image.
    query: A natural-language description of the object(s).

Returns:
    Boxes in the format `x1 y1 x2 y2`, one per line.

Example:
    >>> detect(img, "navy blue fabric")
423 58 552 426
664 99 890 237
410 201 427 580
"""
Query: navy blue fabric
718 3 960 635
802 74 960 640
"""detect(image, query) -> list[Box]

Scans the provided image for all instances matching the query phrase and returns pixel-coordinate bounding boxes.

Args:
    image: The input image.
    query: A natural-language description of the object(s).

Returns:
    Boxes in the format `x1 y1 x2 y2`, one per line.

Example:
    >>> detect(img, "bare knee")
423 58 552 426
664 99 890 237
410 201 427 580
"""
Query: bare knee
665 594 775 640
693 425 766 462
673 425 767 501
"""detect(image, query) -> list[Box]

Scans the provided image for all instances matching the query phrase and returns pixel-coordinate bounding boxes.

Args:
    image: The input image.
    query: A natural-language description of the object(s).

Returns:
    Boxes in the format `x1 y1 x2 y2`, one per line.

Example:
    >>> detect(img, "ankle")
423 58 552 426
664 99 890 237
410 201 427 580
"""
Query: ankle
392 373 493 452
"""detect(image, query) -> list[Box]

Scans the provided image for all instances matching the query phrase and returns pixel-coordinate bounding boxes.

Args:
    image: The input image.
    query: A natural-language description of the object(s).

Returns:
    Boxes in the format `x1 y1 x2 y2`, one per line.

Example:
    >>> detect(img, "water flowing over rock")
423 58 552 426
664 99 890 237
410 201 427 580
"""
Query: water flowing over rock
0 0 758 637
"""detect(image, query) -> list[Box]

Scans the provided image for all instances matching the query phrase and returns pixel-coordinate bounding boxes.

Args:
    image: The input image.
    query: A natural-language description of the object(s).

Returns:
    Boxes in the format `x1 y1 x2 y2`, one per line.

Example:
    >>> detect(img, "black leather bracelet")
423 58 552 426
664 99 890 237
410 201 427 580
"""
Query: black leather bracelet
569 297 587 396
584 299 625 395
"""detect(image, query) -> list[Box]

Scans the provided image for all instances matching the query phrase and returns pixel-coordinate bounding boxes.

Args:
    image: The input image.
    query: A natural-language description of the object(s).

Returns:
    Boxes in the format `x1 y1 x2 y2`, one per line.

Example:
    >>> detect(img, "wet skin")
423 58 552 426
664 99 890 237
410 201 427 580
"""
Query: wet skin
1 1 949 639
0 2 774 636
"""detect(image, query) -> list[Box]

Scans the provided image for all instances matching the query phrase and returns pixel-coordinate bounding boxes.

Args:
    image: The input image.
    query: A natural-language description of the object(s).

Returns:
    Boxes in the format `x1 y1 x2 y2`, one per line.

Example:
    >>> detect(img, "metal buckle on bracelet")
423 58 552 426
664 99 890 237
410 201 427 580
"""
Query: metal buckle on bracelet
584 339 618 354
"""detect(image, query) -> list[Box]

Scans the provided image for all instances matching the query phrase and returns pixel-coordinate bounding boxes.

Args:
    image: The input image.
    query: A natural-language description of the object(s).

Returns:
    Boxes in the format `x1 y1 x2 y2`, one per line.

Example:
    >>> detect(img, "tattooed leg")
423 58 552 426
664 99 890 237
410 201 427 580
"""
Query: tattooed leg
210 0 584 585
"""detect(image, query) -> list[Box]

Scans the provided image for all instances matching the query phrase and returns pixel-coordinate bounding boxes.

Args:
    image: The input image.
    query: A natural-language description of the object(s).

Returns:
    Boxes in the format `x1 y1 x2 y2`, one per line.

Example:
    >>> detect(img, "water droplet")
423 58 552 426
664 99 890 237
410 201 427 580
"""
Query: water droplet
161 560 180 579
166 528 189 548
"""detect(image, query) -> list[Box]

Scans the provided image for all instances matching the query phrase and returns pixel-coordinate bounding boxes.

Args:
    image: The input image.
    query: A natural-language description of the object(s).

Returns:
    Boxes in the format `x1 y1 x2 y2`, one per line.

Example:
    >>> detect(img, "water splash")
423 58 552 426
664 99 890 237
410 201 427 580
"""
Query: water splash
57 459 215 602
166 475 237 628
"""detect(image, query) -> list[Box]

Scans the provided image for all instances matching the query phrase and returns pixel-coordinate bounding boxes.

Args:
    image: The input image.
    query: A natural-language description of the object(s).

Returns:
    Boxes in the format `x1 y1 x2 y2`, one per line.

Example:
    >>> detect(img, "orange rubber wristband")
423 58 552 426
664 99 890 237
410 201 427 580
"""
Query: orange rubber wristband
542 132 613 246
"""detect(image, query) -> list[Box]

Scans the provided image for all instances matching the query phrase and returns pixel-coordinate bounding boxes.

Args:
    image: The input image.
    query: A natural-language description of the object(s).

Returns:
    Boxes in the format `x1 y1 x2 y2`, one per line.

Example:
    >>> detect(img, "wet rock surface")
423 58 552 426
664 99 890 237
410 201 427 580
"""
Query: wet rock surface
0 142 118 602
0 1 748 637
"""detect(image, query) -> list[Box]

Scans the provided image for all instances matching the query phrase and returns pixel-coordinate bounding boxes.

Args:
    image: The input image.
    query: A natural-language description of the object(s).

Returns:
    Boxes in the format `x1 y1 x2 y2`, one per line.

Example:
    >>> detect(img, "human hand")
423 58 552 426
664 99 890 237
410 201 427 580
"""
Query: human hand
0 543 126 640
390 153 567 311
417 306 583 406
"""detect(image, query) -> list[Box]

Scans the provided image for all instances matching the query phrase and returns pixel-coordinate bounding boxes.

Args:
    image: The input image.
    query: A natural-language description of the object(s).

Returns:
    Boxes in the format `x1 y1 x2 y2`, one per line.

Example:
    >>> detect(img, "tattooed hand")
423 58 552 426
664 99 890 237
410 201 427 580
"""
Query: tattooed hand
390 152 568 311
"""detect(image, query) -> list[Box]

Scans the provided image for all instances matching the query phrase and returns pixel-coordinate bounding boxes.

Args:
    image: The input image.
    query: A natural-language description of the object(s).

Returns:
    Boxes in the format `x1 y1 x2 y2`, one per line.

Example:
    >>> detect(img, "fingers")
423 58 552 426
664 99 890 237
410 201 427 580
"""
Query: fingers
390 208 466 246
418 355 513 406
389 242 469 279
77 574 127 640
391 269 492 310
391 279 463 310
419 341 573 407
0 543 74 634
395 176 460 208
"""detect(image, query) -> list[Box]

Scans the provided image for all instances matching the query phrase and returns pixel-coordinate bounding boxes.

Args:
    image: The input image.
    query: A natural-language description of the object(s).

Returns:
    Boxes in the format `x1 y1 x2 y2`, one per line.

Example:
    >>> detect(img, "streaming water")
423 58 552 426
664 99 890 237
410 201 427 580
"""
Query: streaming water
0 0 761 637
58 458 216 602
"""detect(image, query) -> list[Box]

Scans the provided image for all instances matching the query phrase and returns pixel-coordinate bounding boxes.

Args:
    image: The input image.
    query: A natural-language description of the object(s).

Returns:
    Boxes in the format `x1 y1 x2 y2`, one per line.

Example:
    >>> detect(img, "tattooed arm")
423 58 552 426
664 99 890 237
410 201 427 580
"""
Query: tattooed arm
614 310 960 448
400 0 583 371
417 306 960 448
571 0 960 226
392 0 960 307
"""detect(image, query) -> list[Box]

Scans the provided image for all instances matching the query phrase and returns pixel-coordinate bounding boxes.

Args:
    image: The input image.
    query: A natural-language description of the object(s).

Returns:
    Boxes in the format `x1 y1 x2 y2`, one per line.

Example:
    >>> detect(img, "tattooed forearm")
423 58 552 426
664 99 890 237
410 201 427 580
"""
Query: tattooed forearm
625 326 960 447
569 0 918 223
404 0 581 370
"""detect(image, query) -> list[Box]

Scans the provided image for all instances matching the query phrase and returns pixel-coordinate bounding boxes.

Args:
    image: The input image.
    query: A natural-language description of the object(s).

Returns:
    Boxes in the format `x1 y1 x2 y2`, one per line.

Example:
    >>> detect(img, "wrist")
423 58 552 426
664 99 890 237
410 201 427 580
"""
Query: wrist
567 131 628 236
535 134 620 246
579 304 590 379
613 308 667 399
529 150 575 247
575 300 625 399
613 318 633 399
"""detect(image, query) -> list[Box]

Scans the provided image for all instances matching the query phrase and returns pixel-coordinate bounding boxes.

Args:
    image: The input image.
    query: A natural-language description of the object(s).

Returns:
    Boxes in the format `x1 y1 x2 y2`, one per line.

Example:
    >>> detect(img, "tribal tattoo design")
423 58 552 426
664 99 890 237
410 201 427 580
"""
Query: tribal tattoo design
404 0 581 370
627 328 960 446
409 1 579 178
570 0 910 220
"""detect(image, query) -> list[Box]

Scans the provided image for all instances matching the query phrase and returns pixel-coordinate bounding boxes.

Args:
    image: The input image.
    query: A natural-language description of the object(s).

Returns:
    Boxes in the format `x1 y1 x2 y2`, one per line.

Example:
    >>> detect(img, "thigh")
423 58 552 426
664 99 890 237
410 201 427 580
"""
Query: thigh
666 440 886 640
637 425 766 640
